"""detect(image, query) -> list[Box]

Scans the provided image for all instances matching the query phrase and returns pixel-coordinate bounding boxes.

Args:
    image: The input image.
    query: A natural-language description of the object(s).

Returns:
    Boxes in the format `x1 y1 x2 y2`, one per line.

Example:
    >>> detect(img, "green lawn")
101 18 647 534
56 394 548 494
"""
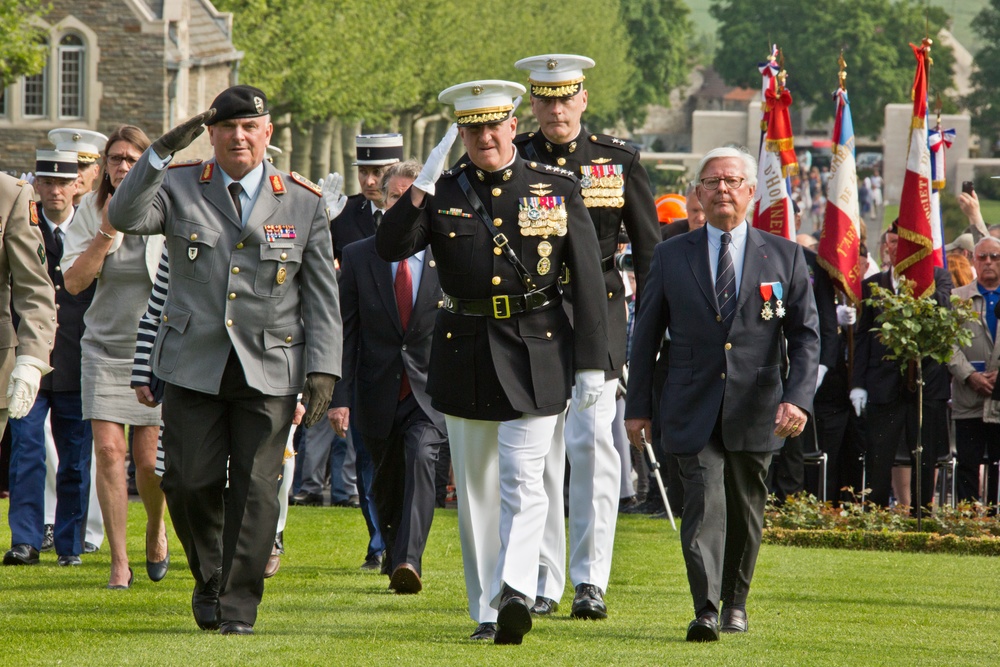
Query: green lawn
2 501 999 665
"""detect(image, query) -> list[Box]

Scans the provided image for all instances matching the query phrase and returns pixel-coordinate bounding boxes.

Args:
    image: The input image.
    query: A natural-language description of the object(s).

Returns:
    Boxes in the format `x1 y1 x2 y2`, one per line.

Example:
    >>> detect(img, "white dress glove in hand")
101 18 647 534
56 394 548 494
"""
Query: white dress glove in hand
849 388 868 417
836 305 857 327
318 172 348 219
573 370 605 411
816 364 829 391
6 355 52 419
413 123 459 196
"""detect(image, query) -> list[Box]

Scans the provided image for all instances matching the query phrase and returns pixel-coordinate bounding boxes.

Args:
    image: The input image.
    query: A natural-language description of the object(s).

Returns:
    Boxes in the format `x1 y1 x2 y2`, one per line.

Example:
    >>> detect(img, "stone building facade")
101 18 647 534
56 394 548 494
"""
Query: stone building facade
0 0 241 174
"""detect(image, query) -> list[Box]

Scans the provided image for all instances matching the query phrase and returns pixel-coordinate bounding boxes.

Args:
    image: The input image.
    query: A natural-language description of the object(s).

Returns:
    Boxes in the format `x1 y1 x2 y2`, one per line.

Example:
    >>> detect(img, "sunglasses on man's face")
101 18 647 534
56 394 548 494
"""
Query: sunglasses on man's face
976 252 1000 261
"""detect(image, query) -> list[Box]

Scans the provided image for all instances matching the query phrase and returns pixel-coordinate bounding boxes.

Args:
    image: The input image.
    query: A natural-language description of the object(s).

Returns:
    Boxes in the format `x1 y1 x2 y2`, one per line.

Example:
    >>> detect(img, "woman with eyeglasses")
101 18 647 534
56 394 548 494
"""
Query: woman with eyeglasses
61 125 169 589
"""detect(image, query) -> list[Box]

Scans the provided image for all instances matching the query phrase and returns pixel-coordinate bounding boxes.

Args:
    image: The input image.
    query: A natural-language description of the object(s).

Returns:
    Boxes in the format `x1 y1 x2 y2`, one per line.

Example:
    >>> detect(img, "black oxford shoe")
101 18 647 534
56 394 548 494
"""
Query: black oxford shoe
495 585 532 645
570 583 607 620
530 596 559 616
470 622 496 641
219 621 254 636
58 554 82 566
686 612 720 642
192 568 222 630
721 607 748 633
3 544 40 565
289 491 323 506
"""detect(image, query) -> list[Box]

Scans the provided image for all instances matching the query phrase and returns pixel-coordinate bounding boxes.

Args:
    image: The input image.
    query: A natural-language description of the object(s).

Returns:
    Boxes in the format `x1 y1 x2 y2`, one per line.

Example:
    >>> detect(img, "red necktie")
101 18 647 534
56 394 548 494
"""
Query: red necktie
395 258 413 399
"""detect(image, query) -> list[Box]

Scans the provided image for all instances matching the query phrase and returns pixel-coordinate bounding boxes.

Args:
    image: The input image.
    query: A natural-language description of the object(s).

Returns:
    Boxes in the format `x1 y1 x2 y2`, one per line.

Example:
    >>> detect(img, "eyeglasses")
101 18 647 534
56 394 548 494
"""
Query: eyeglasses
700 177 745 190
976 252 1000 261
106 154 138 167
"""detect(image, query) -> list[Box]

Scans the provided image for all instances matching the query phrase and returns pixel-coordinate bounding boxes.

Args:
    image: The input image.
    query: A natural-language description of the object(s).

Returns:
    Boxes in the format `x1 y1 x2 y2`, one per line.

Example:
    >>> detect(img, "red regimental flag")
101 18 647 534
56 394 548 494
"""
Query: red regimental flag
894 41 935 298
753 87 797 240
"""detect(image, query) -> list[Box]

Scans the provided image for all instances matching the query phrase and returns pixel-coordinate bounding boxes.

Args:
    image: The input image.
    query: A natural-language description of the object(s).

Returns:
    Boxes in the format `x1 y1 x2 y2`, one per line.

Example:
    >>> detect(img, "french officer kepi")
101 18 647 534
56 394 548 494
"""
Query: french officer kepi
108 84 342 635
376 79 609 646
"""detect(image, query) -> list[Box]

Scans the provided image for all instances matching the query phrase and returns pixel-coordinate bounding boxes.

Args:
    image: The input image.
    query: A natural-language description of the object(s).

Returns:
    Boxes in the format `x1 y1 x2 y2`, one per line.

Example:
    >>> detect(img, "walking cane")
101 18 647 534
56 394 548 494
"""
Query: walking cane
620 366 677 531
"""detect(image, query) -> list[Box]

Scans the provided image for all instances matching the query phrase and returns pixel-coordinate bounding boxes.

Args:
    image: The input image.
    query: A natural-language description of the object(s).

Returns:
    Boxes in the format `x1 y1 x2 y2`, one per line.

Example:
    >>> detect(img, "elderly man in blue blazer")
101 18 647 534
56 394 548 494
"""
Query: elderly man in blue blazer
625 146 819 642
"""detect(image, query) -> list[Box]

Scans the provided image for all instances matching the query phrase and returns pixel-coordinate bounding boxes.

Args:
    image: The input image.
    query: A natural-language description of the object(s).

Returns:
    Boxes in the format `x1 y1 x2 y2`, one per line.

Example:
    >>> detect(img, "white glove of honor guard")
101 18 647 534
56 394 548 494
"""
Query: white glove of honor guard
6 355 52 419
413 123 459 196
849 388 868 417
816 364 829 391
318 172 348 220
836 305 857 327
573 370 605 411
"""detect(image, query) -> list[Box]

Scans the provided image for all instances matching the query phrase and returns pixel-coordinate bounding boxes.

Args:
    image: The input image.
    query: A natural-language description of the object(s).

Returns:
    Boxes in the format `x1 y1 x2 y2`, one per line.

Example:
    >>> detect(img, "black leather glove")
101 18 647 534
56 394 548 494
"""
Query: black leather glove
302 372 337 428
152 109 217 159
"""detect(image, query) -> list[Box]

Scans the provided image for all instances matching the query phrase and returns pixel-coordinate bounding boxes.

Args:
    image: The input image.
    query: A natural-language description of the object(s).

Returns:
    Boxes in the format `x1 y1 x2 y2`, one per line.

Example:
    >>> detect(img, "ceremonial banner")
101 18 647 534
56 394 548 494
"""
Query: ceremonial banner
928 124 955 267
752 48 798 240
817 87 862 304
895 39 935 298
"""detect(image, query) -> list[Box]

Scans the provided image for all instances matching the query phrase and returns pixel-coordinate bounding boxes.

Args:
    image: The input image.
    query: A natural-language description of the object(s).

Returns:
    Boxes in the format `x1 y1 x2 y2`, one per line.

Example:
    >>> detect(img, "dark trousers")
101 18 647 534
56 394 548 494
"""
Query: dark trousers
768 431 807 502
349 422 385 559
954 418 1000 504
865 397 948 509
361 393 445 574
675 418 773 616
804 401 854 504
161 352 295 626
8 391 91 555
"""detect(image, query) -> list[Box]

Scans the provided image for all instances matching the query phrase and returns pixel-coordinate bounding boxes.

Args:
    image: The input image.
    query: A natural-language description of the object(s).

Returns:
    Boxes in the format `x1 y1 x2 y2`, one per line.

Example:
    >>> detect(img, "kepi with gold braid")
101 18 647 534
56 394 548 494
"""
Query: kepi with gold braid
515 54 595 99
439 80 525 127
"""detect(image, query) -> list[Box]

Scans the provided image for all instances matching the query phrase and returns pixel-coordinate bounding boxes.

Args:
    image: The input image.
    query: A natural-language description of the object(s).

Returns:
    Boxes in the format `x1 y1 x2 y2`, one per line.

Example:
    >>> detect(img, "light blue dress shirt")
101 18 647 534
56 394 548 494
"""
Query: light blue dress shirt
706 220 749 300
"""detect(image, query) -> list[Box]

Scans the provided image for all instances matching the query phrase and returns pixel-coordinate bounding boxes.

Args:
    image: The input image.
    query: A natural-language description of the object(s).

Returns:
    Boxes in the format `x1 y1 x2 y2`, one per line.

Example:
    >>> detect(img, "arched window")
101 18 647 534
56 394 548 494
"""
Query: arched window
58 33 84 119
22 39 48 118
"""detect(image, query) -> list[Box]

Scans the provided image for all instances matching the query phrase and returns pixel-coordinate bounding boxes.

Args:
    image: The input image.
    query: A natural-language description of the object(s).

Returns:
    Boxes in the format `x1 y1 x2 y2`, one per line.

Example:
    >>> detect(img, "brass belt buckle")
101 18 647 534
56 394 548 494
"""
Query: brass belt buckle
492 294 511 319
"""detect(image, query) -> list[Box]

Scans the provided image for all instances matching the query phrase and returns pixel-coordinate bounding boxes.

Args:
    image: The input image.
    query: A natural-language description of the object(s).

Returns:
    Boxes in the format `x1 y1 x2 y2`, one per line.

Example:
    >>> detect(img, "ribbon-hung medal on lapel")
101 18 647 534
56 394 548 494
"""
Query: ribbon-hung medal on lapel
773 282 785 318
760 282 774 320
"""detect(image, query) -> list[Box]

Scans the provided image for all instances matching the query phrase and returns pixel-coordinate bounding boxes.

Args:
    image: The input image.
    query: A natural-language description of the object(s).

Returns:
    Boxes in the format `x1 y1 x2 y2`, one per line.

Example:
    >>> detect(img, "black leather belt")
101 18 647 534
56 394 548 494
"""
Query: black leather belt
600 254 616 273
442 284 561 319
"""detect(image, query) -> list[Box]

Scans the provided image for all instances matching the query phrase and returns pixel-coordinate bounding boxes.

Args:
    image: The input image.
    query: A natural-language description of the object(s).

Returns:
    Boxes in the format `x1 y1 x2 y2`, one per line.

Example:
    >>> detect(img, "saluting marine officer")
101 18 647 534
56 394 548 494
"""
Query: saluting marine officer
376 80 609 646
109 85 342 635
513 54 660 619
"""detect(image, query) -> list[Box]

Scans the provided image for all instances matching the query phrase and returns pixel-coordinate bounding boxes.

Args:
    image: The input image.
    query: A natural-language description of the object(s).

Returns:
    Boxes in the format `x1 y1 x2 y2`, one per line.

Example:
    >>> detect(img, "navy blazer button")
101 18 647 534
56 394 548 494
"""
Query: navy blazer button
725 343 732 350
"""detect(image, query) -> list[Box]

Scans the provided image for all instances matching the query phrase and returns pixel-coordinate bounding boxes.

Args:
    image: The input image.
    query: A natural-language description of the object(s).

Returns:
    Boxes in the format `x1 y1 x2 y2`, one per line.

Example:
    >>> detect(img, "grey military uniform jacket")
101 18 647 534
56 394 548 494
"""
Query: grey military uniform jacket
108 151 342 396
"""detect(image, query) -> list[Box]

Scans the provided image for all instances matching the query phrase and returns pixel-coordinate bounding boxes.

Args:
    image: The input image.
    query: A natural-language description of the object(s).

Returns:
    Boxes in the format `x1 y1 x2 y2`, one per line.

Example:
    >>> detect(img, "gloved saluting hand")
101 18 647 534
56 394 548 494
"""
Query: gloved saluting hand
6 356 52 419
573 370 605 411
301 372 337 428
152 109 217 159
413 123 459 196
318 172 348 219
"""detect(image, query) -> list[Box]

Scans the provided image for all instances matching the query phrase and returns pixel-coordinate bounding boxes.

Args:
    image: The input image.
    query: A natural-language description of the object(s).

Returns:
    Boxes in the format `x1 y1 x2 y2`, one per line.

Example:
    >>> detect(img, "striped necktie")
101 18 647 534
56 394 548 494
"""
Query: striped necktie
716 232 736 327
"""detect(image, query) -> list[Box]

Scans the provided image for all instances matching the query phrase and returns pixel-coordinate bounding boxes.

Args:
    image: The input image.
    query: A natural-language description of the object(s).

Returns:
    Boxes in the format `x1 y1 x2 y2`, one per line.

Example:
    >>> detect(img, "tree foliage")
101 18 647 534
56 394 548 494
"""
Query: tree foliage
963 0 1000 156
709 0 956 138
0 0 49 90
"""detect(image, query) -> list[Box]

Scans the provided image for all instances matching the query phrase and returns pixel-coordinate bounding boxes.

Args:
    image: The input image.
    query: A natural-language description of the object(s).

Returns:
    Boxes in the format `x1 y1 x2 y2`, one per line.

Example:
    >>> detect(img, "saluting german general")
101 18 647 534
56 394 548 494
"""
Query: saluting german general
376 80 609 646
513 54 661 620
109 85 342 635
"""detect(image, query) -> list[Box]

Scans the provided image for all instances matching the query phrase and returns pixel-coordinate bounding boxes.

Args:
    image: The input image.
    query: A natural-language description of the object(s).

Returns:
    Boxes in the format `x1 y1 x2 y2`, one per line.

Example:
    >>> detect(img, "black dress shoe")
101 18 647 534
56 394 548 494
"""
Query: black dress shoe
686 612 720 642
40 524 54 552
529 596 559 616
470 622 497 641
360 551 383 571
219 621 254 635
3 544 40 565
495 585 532 645
58 554 82 566
618 496 640 513
389 563 423 594
147 550 170 582
570 583 607 620
290 490 323 506
192 568 222 630
721 607 748 633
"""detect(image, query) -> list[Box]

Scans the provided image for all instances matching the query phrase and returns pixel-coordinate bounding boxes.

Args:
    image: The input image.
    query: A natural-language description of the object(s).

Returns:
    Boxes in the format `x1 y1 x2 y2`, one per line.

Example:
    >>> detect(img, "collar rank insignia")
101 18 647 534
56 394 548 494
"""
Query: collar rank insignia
200 162 214 183
270 174 286 195
611 138 627 146
289 171 322 196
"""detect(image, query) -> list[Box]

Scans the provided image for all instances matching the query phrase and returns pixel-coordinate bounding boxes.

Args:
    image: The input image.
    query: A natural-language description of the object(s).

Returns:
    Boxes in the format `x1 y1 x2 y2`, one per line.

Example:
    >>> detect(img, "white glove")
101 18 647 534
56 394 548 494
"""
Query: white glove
6 355 52 419
573 370 605 411
413 123 459 196
816 364 828 390
849 388 868 417
318 172 348 219
20 173 35 185
836 305 857 327
512 95 523 115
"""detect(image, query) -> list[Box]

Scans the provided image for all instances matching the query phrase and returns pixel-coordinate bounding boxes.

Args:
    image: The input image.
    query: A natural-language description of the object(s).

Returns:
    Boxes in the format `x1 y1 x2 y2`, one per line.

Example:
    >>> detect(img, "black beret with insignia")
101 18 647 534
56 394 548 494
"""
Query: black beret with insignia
206 85 269 126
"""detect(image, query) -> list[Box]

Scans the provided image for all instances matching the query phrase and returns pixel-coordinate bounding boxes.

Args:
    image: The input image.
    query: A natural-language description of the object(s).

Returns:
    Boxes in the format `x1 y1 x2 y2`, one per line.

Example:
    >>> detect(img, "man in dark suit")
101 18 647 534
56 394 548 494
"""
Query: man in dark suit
5 150 93 567
329 160 446 594
850 221 953 509
109 85 342 635
377 80 609 645
625 146 819 642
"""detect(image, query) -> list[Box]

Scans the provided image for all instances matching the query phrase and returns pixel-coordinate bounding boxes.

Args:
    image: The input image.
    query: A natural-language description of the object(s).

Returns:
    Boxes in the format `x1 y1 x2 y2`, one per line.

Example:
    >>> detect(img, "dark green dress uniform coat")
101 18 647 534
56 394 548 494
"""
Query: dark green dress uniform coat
376 156 609 422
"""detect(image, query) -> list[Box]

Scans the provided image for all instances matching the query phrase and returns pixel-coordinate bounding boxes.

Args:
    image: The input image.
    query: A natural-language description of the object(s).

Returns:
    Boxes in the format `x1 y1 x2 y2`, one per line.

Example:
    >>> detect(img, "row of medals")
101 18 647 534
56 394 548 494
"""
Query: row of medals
581 175 625 209
517 205 568 237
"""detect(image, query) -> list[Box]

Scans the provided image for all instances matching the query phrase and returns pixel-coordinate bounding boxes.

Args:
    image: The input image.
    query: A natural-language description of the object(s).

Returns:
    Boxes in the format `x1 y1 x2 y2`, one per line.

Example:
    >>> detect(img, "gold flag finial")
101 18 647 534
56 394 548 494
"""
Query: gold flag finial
838 51 847 91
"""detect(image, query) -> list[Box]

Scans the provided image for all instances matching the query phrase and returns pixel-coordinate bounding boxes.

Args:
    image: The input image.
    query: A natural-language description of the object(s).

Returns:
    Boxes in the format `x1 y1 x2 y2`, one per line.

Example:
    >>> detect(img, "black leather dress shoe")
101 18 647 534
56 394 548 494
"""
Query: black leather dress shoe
529 596 559 616
495 585 532 645
570 583 607 620
147 550 169 582
470 622 497 641
290 491 323 506
58 554 82 566
360 551 383 571
219 621 254 635
686 612 720 642
192 568 222 630
3 544 40 565
721 607 748 633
